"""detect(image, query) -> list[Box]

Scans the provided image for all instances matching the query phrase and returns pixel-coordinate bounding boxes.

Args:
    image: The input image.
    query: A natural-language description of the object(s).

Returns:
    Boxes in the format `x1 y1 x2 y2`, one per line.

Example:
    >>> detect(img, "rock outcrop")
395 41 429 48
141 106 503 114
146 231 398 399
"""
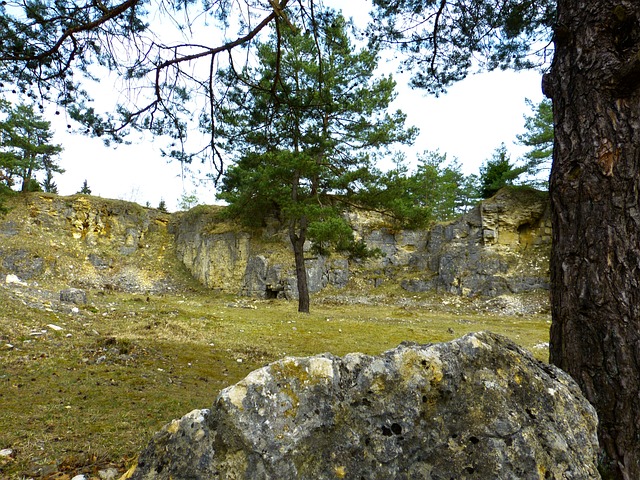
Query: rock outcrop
129 332 599 480
0 193 185 292
171 187 551 298
0 189 550 299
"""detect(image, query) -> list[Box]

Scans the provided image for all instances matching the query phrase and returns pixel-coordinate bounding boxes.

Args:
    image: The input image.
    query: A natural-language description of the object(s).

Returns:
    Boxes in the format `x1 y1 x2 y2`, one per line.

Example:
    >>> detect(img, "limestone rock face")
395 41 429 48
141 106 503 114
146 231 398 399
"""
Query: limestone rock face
0 193 180 292
171 188 550 298
378 187 550 296
130 332 599 480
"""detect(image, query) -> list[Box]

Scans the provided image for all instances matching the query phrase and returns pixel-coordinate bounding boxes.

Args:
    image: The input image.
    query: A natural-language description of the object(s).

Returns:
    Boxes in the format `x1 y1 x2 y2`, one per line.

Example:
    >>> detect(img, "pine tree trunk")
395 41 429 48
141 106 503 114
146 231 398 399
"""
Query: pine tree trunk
547 1 640 477
289 218 310 314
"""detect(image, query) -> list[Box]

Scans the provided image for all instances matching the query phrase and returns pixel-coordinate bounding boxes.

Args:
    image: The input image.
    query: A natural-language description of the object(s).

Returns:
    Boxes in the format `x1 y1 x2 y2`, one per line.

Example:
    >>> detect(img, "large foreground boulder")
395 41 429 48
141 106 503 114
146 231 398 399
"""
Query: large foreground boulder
129 332 599 479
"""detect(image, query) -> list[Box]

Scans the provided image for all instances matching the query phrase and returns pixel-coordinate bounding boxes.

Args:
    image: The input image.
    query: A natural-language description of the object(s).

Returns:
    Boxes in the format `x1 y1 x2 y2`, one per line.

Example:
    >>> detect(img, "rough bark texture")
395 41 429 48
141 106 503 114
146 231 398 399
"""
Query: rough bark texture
289 220 310 313
548 1 640 477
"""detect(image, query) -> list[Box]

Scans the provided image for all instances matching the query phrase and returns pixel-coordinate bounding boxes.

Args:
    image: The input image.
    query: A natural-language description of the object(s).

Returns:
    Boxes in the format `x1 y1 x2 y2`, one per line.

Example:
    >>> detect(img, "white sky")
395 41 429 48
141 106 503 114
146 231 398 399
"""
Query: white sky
46 2 545 211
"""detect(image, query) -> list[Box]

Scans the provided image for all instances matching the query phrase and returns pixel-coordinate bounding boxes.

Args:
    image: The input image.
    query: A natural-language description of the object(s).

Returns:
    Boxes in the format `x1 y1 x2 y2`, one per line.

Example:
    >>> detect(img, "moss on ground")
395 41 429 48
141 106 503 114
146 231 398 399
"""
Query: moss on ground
0 283 550 479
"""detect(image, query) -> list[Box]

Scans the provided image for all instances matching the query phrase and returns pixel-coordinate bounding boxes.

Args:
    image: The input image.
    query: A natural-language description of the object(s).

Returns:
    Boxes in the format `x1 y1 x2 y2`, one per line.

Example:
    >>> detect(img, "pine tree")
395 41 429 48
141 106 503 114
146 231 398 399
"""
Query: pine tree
517 98 553 188
478 144 528 198
0 101 63 192
78 180 91 195
217 12 416 312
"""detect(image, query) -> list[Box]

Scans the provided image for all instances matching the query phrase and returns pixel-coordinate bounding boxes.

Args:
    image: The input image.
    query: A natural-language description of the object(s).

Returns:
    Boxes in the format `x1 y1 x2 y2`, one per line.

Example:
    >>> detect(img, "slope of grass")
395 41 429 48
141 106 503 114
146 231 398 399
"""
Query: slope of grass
0 283 550 479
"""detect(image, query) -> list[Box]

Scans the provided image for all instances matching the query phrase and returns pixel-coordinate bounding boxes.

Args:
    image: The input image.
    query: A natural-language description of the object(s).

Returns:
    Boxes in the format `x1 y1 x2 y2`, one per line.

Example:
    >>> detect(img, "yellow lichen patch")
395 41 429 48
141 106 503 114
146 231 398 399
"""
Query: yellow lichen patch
225 384 248 410
308 357 334 380
397 349 444 388
514 372 523 385
166 419 181 434
334 465 347 478
369 376 387 394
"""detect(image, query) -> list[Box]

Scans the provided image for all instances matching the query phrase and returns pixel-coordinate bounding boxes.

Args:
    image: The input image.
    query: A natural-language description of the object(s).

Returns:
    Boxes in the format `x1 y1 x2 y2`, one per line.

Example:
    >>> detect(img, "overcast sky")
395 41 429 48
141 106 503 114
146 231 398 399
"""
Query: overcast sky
47 2 545 211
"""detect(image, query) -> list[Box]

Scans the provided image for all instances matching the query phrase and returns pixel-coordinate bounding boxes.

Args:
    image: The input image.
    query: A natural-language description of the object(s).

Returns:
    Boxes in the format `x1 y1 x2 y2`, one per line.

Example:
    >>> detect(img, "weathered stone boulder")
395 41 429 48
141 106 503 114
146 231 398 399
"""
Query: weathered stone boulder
59 288 87 305
129 332 599 480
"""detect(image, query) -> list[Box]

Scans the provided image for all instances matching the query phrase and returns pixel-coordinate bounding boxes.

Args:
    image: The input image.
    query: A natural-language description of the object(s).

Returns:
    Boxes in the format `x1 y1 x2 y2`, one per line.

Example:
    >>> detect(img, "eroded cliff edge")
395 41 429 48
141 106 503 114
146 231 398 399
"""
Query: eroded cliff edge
171 187 550 299
0 187 550 302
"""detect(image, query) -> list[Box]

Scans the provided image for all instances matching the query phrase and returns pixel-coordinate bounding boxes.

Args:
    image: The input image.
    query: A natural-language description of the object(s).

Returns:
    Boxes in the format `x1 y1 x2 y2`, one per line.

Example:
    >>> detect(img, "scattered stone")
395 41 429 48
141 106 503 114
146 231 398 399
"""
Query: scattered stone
98 467 120 480
46 324 64 331
129 332 600 480
59 288 87 305
71 475 87 480
5 274 26 286
0 448 13 457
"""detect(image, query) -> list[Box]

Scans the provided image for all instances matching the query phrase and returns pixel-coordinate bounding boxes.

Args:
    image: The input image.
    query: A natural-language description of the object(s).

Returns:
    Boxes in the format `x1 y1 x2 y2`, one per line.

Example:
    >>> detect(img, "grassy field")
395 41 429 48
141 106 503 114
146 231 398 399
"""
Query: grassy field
0 283 551 479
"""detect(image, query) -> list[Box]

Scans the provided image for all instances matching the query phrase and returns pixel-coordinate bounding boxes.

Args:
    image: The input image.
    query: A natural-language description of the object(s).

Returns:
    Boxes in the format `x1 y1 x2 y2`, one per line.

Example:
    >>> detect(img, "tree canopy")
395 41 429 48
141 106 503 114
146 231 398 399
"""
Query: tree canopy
478 144 528 198
517 97 553 187
216 11 416 312
0 100 63 192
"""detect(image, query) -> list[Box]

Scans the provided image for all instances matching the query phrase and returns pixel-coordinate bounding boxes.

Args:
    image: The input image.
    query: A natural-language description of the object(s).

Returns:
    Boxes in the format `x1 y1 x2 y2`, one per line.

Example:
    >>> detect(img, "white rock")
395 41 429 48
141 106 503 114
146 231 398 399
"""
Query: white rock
5 274 26 286
47 324 64 331
71 475 87 480
98 467 120 480
0 448 13 456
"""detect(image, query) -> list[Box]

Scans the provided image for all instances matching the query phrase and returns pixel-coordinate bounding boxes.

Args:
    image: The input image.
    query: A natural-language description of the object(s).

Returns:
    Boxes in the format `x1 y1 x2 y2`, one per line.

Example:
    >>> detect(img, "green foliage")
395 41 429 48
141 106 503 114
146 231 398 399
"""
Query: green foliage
42 169 58 193
78 179 92 195
178 191 200 211
479 144 528 198
23 178 43 192
517 98 553 188
217 11 416 256
0 100 64 192
158 199 168 213
369 0 555 94
365 152 479 228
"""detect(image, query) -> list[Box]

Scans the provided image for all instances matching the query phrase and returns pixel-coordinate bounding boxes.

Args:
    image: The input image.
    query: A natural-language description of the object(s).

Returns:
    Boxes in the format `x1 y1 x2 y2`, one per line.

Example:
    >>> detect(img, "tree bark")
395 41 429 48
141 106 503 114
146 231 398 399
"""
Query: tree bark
547 1 640 477
289 217 310 313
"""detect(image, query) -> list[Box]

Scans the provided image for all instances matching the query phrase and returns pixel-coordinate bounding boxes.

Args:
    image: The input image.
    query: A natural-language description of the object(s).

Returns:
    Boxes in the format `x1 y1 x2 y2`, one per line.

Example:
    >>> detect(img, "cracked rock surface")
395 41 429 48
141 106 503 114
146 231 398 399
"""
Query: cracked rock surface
130 332 599 480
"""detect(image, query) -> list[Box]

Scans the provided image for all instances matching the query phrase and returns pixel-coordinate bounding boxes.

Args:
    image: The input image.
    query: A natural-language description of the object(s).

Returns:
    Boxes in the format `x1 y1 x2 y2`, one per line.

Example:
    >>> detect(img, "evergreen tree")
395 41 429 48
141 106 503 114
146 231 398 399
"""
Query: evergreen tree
0 101 63 192
370 151 475 227
517 98 553 188
217 12 416 312
178 191 199 211
478 144 528 198
78 180 91 195
42 170 58 193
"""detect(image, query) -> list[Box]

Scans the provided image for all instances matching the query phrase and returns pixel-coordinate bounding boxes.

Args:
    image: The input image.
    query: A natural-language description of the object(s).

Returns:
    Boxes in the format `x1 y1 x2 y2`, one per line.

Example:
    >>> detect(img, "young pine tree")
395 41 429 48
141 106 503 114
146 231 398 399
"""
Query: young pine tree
216 11 416 312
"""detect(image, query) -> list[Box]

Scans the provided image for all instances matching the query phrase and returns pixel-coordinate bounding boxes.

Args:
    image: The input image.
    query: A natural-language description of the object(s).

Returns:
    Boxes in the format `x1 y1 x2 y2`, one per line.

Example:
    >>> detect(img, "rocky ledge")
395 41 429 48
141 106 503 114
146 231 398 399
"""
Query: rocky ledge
127 332 599 479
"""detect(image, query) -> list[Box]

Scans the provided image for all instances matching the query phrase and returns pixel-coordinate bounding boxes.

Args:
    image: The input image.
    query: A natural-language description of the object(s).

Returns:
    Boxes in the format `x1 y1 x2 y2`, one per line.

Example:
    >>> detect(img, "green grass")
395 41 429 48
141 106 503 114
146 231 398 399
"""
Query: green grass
0 285 550 479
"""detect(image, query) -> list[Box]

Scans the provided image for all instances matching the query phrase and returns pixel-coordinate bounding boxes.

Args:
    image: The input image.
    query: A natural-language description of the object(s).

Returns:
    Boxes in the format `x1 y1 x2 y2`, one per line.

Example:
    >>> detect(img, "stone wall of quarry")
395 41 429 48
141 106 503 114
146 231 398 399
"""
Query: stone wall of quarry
171 187 551 298
0 193 185 292
0 188 550 299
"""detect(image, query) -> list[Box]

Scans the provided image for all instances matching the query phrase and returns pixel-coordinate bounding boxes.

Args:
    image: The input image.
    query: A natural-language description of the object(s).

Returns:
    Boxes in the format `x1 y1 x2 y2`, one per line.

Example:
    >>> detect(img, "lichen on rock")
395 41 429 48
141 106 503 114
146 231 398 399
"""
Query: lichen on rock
129 332 600 479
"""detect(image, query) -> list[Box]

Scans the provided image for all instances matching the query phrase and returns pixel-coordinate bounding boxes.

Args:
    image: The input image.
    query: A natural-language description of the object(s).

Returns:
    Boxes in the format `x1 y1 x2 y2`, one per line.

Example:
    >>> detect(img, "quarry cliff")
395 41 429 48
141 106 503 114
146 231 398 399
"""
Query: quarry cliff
0 187 550 302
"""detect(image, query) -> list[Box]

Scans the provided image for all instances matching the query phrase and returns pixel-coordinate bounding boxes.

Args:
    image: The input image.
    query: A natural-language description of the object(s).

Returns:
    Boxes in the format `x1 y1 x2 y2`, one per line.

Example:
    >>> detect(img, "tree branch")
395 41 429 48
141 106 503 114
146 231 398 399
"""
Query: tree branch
1 0 143 62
